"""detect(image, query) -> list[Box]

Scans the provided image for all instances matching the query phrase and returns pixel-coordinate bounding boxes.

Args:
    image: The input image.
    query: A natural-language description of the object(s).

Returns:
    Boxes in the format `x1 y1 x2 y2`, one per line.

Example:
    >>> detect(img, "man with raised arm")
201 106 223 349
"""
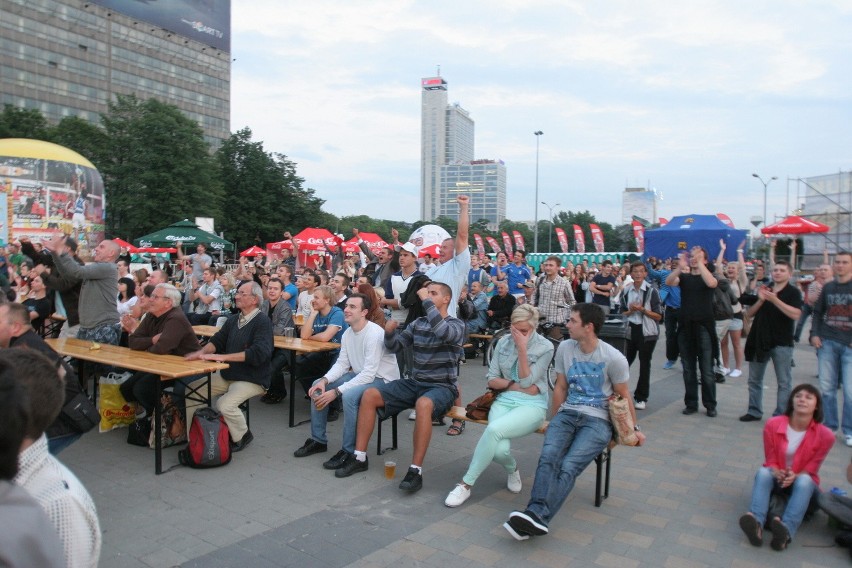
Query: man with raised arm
42 233 121 344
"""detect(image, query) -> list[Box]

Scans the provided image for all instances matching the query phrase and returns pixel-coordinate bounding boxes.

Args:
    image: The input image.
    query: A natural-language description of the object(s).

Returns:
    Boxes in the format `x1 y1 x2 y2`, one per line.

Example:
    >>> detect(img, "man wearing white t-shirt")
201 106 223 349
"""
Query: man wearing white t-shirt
426 194 471 318
293 293 400 470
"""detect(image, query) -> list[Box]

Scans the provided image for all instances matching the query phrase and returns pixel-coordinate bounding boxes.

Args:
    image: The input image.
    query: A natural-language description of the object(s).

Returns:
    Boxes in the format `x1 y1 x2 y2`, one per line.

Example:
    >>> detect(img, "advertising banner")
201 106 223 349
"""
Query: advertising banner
473 233 486 258
501 232 513 254
573 225 586 253
555 227 569 253
716 213 735 228
512 230 525 252
590 224 605 253
632 220 645 253
485 236 502 254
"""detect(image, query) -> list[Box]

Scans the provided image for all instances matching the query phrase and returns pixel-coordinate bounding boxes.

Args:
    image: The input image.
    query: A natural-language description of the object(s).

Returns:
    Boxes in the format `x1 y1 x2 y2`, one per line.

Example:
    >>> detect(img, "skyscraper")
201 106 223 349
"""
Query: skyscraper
0 0 231 146
420 75 505 227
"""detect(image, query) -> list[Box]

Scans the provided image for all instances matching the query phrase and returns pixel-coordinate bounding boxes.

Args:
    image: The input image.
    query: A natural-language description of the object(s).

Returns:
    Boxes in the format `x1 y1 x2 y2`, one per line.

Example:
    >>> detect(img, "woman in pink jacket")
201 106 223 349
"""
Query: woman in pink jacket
739 383 835 551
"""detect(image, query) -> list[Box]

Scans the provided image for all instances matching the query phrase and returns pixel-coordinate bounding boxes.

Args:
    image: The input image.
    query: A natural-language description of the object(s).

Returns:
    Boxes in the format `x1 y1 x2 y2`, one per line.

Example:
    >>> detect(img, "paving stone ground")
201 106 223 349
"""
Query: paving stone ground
60 330 852 567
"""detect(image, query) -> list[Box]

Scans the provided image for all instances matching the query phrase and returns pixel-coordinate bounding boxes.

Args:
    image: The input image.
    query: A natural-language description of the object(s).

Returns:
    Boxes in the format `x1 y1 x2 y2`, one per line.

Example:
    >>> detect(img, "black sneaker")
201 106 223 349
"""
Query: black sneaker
230 430 253 453
323 449 350 470
508 510 549 536
335 454 368 478
293 438 327 458
399 466 423 492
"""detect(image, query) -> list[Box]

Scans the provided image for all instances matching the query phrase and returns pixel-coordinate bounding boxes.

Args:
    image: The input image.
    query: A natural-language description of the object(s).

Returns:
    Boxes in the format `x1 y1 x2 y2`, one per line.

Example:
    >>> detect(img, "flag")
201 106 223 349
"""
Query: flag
659 217 669 226
573 225 586 253
590 224 605 253
631 220 645 253
501 232 514 254
473 233 486 258
716 213 735 228
485 236 502 254
555 227 569 253
512 230 525 251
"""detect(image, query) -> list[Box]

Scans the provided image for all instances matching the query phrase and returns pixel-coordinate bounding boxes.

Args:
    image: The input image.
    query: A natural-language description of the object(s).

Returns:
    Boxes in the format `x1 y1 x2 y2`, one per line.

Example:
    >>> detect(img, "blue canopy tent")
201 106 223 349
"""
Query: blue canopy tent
645 214 748 262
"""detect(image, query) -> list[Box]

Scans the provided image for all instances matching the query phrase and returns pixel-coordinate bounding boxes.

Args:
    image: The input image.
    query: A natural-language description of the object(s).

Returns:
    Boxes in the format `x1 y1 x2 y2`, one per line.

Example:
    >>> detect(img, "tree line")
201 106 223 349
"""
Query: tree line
0 100 637 252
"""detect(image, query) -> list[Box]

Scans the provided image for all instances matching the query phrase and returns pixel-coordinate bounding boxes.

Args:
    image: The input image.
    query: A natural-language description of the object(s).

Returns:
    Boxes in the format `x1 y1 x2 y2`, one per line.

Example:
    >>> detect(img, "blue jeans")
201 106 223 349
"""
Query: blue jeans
679 324 716 410
748 466 816 538
526 409 612 526
818 339 852 435
310 372 385 454
48 433 82 455
793 304 813 343
746 346 793 419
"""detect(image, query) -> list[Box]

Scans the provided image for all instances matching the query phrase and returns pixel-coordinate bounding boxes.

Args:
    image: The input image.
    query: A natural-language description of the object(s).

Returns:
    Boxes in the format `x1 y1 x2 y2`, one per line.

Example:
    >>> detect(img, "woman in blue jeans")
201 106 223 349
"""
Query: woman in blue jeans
739 384 835 551
444 304 554 507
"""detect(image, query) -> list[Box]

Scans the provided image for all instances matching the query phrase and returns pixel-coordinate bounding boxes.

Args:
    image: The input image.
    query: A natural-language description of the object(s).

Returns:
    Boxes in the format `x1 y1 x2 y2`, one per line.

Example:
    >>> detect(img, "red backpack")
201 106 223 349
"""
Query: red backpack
178 407 231 468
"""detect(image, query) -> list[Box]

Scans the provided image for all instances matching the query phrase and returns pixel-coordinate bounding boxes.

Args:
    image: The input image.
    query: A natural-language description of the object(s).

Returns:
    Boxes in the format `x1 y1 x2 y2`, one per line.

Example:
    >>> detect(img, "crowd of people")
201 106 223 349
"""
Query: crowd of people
2 201 852 564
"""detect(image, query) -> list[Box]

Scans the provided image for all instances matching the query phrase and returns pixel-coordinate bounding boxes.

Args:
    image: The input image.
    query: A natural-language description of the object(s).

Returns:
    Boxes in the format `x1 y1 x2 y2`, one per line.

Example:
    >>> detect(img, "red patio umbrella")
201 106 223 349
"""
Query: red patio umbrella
113 237 135 250
134 247 177 254
266 240 294 253
353 232 389 250
418 243 441 258
292 228 335 251
761 215 830 235
240 246 266 257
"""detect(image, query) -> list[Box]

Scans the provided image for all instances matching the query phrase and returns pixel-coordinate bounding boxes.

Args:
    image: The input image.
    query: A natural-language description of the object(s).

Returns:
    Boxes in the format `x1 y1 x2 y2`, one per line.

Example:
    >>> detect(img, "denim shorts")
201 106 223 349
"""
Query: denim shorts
728 316 743 332
376 378 458 421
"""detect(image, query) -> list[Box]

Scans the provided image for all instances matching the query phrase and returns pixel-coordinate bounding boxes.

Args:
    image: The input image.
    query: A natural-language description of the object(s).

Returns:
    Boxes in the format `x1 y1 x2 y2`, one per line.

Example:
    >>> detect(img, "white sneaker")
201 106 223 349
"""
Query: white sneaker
845 435 852 448
729 369 742 378
507 469 522 493
445 484 471 507
634 401 646 410
408 410 416 421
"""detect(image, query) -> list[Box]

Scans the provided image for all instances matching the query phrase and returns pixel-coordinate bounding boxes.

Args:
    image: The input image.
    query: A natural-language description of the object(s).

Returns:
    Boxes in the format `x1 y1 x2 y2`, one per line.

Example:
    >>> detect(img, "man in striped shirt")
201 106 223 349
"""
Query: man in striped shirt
340 282 465 492
534 255 575 339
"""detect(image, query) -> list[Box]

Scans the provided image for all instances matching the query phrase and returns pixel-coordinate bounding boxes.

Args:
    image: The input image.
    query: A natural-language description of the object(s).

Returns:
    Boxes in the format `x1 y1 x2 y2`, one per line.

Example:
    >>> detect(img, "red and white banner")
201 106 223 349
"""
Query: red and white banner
590 224 605 253
573 225 586 253
485 236 502 254
716 213 735 228
473 233 486 258
512 230 525 251
501 232 514 254
631 220 645 253
659 217 669 226
555 227 569 253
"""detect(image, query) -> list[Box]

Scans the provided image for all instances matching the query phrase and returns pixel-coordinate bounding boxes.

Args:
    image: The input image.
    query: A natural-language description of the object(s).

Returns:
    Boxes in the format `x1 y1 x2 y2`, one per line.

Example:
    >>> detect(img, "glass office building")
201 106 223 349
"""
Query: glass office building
799 171 852 260
0 0 230 147
440 159 506 230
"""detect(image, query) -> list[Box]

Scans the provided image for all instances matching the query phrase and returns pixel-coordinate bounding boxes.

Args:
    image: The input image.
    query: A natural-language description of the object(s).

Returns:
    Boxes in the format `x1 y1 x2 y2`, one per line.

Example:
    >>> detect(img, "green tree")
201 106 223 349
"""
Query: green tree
100 95 223 238
47 116 109 169
0 105 50 139
217 127 325 246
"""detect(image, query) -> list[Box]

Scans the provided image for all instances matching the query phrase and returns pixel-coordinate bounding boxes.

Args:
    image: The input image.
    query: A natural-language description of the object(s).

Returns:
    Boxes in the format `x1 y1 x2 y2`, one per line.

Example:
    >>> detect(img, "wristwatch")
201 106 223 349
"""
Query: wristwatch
633 425 641 432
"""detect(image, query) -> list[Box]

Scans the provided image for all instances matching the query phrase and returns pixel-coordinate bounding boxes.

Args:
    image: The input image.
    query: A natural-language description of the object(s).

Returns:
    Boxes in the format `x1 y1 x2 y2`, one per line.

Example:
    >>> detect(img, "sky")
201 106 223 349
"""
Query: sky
230 1 852 234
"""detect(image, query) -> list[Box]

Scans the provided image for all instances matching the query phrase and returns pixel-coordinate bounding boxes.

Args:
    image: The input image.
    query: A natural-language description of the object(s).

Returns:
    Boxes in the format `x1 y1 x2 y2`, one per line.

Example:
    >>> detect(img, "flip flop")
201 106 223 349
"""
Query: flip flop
770 517 791 551
738 513 762 547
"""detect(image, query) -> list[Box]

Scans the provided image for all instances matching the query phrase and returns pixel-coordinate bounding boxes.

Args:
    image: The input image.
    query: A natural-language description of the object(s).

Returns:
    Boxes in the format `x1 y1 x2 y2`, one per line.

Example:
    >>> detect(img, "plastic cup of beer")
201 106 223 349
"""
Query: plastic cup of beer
384 461 396 480
294 314 305 326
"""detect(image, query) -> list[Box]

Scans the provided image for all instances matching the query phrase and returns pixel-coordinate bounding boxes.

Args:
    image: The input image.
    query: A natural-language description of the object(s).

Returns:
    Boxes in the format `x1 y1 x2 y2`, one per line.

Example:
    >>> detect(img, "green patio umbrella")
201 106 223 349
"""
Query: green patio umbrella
133 219 234 252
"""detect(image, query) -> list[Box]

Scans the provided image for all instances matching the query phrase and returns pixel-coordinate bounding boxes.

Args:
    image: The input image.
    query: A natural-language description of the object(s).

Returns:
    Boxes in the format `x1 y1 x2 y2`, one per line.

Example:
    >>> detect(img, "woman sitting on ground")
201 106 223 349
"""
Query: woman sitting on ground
444 304 554 508
739 383 835 551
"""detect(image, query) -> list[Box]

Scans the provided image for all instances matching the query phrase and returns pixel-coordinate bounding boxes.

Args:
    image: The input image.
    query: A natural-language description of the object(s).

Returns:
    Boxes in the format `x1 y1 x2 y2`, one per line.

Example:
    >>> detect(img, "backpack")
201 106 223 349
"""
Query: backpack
712 282 735 321
178 407 231 468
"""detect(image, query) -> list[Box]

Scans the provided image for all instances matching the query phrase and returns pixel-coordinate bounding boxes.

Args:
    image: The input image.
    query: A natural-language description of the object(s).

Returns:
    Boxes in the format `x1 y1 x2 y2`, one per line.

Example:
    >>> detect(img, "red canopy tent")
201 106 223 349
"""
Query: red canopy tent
761 215 830 235
418 243 441 258
240 246 266 257
292 228 335 251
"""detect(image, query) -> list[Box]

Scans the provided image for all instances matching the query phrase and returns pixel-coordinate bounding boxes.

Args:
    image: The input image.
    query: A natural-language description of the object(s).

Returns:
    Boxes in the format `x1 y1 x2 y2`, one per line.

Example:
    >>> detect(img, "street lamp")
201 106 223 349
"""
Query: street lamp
541 200 560 252
533 131 543 253
752 173 778 229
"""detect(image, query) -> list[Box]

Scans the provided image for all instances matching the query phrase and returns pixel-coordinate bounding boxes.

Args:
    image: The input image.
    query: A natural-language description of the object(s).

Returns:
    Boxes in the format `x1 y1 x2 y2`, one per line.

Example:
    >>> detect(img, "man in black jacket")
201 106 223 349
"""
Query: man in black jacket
486 281 516 330
0 302 92 454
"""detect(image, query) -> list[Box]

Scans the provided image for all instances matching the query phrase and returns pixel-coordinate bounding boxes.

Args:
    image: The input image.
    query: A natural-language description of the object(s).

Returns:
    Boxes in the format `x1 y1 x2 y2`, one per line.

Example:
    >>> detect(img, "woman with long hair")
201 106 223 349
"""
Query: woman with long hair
444 304 554 508
739 384 835 551
21 274 51 331
356 282 386 327
117 278 137 317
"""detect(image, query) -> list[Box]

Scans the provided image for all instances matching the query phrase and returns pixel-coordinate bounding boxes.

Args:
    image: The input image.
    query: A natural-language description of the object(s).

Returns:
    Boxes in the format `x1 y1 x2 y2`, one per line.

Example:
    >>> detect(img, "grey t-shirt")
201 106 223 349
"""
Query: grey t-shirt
554 338 629 420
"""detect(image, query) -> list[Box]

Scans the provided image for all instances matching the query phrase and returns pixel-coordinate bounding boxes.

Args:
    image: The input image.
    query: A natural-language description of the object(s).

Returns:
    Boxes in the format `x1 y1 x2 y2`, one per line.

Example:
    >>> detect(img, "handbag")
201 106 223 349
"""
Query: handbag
608 394 639 446
465 388 505 421
60 392 99 433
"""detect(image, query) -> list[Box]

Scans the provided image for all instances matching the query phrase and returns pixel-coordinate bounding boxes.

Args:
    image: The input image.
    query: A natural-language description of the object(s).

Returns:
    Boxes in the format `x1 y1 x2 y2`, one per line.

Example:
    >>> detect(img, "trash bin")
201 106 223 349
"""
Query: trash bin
599 313 629 355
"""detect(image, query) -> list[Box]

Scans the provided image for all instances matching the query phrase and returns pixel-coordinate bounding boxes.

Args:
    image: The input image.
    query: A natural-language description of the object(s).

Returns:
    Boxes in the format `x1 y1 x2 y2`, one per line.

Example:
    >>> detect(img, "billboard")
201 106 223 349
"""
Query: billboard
92 0 231 52
0 139 105 254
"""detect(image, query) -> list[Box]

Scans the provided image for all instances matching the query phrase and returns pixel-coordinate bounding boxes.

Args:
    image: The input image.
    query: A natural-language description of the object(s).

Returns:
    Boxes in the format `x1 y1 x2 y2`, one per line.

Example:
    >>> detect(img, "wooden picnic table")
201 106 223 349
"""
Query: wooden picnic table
192 326 340 427
46 337 228 474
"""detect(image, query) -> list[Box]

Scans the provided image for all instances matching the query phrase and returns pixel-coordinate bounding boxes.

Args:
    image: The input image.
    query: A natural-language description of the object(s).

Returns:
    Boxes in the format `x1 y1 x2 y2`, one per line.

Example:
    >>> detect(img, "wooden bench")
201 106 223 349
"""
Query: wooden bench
376 405 613 507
